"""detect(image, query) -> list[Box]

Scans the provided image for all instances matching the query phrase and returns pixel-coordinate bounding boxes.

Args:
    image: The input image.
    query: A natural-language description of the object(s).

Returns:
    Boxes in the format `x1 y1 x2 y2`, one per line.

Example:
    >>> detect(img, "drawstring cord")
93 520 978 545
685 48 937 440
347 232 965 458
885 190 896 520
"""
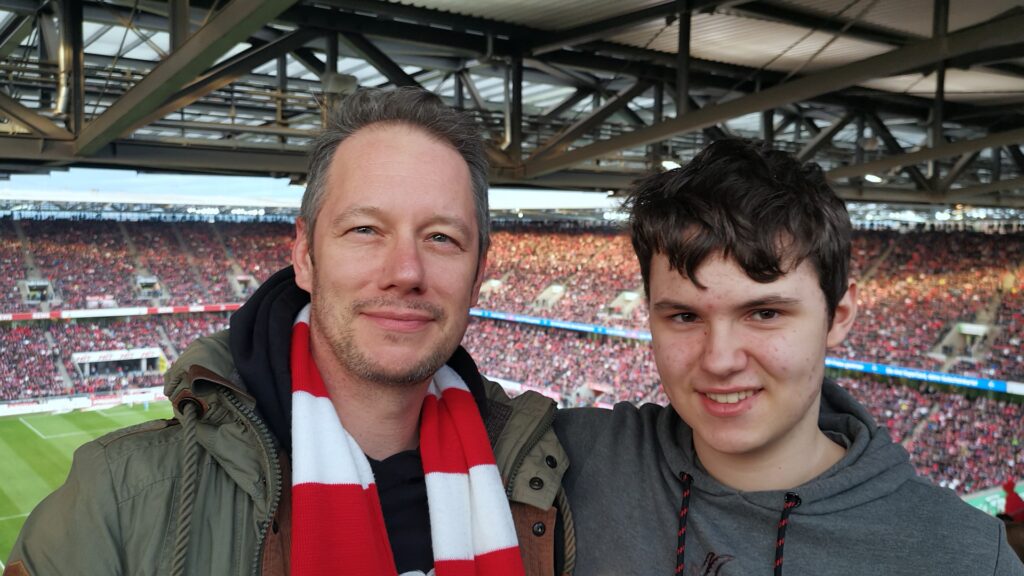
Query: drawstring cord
674 472 802 576
171 400 202 576
676 472 693 575
774 492 802 576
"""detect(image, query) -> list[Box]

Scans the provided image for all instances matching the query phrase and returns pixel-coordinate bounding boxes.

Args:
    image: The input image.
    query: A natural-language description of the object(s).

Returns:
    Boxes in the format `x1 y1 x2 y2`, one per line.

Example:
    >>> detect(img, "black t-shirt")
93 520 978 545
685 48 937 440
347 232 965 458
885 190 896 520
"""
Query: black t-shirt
368 449 433 574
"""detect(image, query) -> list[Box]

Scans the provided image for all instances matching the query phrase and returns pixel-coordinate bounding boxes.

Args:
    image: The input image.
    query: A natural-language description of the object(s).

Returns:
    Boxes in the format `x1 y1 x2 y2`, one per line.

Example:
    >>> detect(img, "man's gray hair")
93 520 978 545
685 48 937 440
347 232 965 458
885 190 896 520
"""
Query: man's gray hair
301 86 490 257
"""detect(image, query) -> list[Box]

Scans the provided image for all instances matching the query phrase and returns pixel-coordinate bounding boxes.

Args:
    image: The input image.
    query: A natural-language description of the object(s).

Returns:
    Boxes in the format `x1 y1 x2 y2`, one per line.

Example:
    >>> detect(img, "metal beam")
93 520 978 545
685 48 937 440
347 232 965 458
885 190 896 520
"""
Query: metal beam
523 12 1024 178
0 14 32 60
796 110 854 161
112 28 320 142
530 80 650 160
75 0 300 157
943 175 1024 203
938 151 979 193
541 88 593 120
338 32 420 88
829 126 1024 180
864 113 933 191
529 1 677 56
0 91 73 140
0 135 307 173
1007 145 1024 173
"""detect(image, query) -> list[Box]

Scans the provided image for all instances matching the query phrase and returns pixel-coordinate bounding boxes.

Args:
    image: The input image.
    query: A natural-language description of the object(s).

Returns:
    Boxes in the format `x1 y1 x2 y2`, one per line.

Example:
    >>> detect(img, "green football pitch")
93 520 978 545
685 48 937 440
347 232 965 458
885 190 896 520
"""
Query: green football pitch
0 403 174 566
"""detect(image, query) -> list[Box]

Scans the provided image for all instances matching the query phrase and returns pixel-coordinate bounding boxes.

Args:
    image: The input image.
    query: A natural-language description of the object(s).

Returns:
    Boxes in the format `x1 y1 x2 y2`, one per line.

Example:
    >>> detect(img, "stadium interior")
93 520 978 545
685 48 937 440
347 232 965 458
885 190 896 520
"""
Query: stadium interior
1 0 1024 562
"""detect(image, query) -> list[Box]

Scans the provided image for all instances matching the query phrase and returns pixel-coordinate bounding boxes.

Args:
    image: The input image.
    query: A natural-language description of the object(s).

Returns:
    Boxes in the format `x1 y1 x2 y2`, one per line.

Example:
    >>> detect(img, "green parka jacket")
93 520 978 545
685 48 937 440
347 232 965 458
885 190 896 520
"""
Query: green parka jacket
6 331 574 576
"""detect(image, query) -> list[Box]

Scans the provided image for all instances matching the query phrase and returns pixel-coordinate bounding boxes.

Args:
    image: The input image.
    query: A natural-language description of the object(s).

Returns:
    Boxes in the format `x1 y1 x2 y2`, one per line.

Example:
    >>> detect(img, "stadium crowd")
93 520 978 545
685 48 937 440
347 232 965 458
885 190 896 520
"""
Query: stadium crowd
0 310 1021 495
0 217 1022 496
2 217 1021 379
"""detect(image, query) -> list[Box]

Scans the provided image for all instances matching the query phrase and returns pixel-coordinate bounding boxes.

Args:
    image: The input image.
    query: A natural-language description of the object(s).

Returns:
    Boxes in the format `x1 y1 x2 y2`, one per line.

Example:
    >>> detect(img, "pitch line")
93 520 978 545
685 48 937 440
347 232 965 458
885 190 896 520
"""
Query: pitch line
18 417 47 440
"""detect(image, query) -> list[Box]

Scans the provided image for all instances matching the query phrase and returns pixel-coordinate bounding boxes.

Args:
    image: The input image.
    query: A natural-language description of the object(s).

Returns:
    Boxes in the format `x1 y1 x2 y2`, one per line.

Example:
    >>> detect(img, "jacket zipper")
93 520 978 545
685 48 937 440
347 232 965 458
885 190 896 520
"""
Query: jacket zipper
222 389 283 576
504 403 556 498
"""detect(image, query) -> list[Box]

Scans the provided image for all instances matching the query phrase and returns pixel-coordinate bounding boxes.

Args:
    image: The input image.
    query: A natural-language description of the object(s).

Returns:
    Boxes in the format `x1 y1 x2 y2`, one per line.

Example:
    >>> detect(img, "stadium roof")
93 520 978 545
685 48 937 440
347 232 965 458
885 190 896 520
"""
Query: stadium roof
1 0 1023 207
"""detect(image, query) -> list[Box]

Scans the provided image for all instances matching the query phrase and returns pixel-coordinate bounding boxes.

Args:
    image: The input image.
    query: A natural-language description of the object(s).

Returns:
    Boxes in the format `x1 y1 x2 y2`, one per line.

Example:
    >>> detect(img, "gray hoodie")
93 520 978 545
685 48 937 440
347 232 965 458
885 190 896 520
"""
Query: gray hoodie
555 379 1024 575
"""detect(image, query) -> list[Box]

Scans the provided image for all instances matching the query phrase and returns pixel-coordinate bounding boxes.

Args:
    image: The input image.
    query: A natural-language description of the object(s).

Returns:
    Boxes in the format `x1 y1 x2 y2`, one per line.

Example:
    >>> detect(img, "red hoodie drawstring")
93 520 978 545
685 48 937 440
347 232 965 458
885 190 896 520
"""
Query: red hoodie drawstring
774 492 802 576
676 472 693 575
674 473 802 576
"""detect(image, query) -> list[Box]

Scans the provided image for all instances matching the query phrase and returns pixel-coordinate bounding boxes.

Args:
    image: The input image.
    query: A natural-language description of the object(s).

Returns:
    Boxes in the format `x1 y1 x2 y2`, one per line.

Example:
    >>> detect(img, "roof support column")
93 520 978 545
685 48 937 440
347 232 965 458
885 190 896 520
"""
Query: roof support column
929 0 948 184
171 0 190 50
506 55 523 161
676 0 691 115
762 107 774 146
650 82 664 169
59 0 83 135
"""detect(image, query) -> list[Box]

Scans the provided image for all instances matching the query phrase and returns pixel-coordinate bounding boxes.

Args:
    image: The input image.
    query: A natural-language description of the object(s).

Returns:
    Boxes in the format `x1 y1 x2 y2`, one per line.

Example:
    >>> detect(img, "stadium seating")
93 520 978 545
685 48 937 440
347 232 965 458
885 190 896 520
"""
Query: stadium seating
1 217 1023 495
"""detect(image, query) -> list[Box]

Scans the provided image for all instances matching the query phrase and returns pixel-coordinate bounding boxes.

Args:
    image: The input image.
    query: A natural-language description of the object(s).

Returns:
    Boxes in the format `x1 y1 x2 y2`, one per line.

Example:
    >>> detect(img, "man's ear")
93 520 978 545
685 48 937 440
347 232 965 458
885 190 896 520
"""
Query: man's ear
293 217 314 293
471 252 488 306
826 280 857 348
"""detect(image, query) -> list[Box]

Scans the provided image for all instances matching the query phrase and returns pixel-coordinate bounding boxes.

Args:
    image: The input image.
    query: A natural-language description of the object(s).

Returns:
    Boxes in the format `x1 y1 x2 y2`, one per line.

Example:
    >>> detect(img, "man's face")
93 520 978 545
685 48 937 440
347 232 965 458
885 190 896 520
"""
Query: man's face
293 123 485 387
647 252 856 461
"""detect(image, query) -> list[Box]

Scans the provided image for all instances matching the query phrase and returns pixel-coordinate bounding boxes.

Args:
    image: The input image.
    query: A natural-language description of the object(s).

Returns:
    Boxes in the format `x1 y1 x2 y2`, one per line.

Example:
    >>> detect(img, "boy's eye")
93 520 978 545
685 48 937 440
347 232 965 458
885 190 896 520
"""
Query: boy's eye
673 312 698 323
753 309 778 320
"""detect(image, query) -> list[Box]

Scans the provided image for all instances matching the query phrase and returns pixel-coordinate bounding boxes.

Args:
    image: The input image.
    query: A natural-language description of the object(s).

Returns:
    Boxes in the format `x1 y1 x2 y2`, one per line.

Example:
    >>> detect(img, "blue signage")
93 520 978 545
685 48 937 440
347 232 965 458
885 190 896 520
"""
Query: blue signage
470 308 1014 394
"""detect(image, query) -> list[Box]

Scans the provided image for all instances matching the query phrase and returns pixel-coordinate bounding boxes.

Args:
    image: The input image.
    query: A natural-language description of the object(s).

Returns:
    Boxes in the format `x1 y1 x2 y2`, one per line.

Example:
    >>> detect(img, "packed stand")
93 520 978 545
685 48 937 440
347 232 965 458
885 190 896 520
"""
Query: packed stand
23 220 139 309
980 276 1024 382
219 222 293 288
176 222 236 302
159 312 230 361
125 221 218 304
462 318 659 405
834 375 932 445
837 231 1020 373
0 324 63 400
0 218 29 311
910 390 1024 494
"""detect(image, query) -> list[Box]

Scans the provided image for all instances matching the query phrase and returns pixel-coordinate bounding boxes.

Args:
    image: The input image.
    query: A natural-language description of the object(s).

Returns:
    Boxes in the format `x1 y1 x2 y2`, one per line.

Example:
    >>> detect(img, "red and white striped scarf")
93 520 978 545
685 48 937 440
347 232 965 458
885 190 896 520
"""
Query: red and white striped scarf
289 304 525 576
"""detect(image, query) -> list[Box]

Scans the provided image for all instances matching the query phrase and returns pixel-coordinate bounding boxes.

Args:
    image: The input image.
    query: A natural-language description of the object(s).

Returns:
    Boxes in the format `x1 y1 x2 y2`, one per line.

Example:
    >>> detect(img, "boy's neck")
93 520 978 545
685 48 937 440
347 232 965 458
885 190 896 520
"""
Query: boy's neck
694 423 847 493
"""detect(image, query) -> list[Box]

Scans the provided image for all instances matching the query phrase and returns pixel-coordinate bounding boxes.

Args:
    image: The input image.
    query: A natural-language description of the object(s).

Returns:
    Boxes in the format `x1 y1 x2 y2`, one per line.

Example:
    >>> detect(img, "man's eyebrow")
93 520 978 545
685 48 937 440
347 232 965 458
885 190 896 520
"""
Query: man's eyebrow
424 215 473 239
328 206 383 229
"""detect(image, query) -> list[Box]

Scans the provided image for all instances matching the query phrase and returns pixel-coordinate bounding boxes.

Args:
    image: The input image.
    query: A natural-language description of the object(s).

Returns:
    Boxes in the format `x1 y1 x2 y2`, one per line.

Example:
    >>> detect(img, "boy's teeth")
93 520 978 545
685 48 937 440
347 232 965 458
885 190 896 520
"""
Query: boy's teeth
706 390 754 404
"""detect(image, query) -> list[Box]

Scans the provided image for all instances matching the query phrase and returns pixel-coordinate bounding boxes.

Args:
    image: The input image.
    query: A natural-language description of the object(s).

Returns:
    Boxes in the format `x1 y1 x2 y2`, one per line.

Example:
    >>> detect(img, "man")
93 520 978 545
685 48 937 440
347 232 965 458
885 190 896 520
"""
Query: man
555 139 1024 575
7 88 571 576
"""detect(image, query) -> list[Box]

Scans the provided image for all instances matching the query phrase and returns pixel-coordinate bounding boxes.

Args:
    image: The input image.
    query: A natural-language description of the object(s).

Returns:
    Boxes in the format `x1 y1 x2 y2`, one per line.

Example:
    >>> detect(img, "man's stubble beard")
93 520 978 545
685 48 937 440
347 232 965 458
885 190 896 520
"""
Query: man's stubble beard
310 275 464 387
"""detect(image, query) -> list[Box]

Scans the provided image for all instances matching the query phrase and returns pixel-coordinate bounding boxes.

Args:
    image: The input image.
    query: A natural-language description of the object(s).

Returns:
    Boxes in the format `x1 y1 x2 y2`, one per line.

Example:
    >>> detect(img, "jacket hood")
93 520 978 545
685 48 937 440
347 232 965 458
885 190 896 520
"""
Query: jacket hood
657 378 916 514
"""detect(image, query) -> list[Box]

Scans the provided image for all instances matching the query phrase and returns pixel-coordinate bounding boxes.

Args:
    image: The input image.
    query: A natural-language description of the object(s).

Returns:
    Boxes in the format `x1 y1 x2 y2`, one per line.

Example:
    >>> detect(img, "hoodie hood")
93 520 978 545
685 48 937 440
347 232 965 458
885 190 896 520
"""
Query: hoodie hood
656 378 917 514
228 265 489 455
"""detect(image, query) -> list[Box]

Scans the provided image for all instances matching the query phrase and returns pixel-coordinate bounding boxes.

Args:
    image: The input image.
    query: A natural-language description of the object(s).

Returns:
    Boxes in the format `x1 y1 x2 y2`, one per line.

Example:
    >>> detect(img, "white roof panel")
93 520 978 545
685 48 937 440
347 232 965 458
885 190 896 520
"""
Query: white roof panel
388 0 668 30
611 12 894 74
777 0 1023 37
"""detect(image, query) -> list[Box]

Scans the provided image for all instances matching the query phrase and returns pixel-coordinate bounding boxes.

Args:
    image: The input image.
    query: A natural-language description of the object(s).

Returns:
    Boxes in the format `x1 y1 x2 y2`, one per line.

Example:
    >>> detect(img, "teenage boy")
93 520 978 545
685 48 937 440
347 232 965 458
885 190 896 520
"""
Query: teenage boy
555 139 1024 575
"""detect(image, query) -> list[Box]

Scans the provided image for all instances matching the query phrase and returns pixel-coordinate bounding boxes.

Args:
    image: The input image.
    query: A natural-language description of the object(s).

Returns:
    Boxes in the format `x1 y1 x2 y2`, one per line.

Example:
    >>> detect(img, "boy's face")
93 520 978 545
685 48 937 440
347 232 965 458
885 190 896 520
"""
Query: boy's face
647 251 856 463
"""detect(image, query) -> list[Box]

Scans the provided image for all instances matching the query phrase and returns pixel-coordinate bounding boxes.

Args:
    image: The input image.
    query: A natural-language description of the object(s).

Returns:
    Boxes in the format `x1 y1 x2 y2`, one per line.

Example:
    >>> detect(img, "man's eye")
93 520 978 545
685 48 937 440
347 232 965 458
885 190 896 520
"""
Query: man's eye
753 309 779 321
672 312 698 323
429 233 453 243
352 226 375 234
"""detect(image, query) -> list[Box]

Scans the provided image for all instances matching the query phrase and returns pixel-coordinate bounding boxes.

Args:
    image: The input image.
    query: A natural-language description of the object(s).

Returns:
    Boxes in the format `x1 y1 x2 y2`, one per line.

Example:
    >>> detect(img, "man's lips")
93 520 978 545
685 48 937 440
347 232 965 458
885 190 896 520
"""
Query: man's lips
360 309 437 331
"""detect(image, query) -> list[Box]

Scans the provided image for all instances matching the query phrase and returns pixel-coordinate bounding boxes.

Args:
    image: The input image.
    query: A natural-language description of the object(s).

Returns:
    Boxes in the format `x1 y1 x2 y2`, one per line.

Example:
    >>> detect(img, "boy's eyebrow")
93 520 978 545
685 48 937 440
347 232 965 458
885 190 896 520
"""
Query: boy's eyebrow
651 295 801 312
742 295 801 309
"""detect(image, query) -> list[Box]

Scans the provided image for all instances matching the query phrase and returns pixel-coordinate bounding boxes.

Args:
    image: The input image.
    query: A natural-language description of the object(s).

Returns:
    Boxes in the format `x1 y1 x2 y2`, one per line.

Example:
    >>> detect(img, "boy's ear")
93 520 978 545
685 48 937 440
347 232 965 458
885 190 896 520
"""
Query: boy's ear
826 280 857 348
